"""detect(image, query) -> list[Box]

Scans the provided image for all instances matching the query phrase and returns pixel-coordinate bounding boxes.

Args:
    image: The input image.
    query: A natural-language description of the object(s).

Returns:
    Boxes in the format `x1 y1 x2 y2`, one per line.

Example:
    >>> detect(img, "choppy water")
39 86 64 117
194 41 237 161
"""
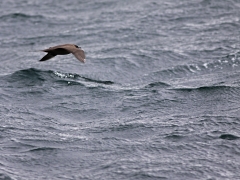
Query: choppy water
1 0 240 179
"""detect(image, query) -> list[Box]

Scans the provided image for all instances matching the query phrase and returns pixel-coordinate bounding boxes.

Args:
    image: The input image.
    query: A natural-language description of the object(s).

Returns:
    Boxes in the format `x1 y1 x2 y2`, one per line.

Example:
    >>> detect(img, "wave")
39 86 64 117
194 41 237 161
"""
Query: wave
144 81 170 88
0 173 14 180
26 147 58 152
172 85 235 91
2 68 114 89
137 51 240 91
219 134 240 140
0 13 45 22
148 51 240 81
53 71 114 85
4 68 46 88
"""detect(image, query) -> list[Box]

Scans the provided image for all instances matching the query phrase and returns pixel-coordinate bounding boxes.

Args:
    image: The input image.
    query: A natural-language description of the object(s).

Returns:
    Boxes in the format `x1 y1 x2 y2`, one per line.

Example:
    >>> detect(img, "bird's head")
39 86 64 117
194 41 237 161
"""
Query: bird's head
74 45 81 49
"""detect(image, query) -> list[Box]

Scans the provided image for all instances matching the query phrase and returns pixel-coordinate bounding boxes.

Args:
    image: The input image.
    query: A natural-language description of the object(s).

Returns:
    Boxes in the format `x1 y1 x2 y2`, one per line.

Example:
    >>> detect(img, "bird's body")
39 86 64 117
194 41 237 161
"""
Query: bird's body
40 44 86 63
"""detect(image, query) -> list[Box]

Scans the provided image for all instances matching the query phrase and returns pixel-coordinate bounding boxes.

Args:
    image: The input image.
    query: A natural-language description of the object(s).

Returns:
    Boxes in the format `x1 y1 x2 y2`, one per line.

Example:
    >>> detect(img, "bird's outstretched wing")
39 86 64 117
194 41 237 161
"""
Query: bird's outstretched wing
39 53 56 61
72 49 86 63
64 46 86 63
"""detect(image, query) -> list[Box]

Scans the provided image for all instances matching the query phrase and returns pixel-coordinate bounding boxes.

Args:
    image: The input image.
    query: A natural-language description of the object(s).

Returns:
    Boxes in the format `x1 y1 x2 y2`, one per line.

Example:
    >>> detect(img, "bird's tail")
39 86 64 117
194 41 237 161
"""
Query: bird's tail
39 53 56 61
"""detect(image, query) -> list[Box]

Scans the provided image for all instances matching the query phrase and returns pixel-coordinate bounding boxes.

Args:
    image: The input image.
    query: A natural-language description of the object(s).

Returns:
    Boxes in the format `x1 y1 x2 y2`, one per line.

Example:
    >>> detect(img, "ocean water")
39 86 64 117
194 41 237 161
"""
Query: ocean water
0 0 240 179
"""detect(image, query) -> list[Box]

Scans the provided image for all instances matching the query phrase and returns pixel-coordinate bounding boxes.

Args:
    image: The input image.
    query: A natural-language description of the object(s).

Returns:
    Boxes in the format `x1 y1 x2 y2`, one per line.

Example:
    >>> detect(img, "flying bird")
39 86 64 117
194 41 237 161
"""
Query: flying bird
39 44 85 63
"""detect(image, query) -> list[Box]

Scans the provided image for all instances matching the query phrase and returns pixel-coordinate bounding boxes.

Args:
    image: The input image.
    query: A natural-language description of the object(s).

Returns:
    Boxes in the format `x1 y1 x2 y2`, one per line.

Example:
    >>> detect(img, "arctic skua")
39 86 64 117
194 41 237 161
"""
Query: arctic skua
39 44 85 63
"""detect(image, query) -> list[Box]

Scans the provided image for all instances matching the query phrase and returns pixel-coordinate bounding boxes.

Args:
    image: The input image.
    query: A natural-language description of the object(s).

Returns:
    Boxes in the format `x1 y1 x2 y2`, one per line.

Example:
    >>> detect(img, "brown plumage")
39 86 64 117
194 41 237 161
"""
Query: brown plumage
39 44 86 63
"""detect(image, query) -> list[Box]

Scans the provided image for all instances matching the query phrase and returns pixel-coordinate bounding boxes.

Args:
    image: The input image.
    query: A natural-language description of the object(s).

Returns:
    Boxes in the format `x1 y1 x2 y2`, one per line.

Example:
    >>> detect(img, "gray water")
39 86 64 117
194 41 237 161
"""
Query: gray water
0 0 240 179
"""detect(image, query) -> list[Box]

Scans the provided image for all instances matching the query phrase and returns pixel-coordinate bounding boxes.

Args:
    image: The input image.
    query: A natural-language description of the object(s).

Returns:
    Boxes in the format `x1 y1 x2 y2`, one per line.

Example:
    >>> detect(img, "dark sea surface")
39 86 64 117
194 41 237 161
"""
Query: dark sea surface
0 0 240 179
